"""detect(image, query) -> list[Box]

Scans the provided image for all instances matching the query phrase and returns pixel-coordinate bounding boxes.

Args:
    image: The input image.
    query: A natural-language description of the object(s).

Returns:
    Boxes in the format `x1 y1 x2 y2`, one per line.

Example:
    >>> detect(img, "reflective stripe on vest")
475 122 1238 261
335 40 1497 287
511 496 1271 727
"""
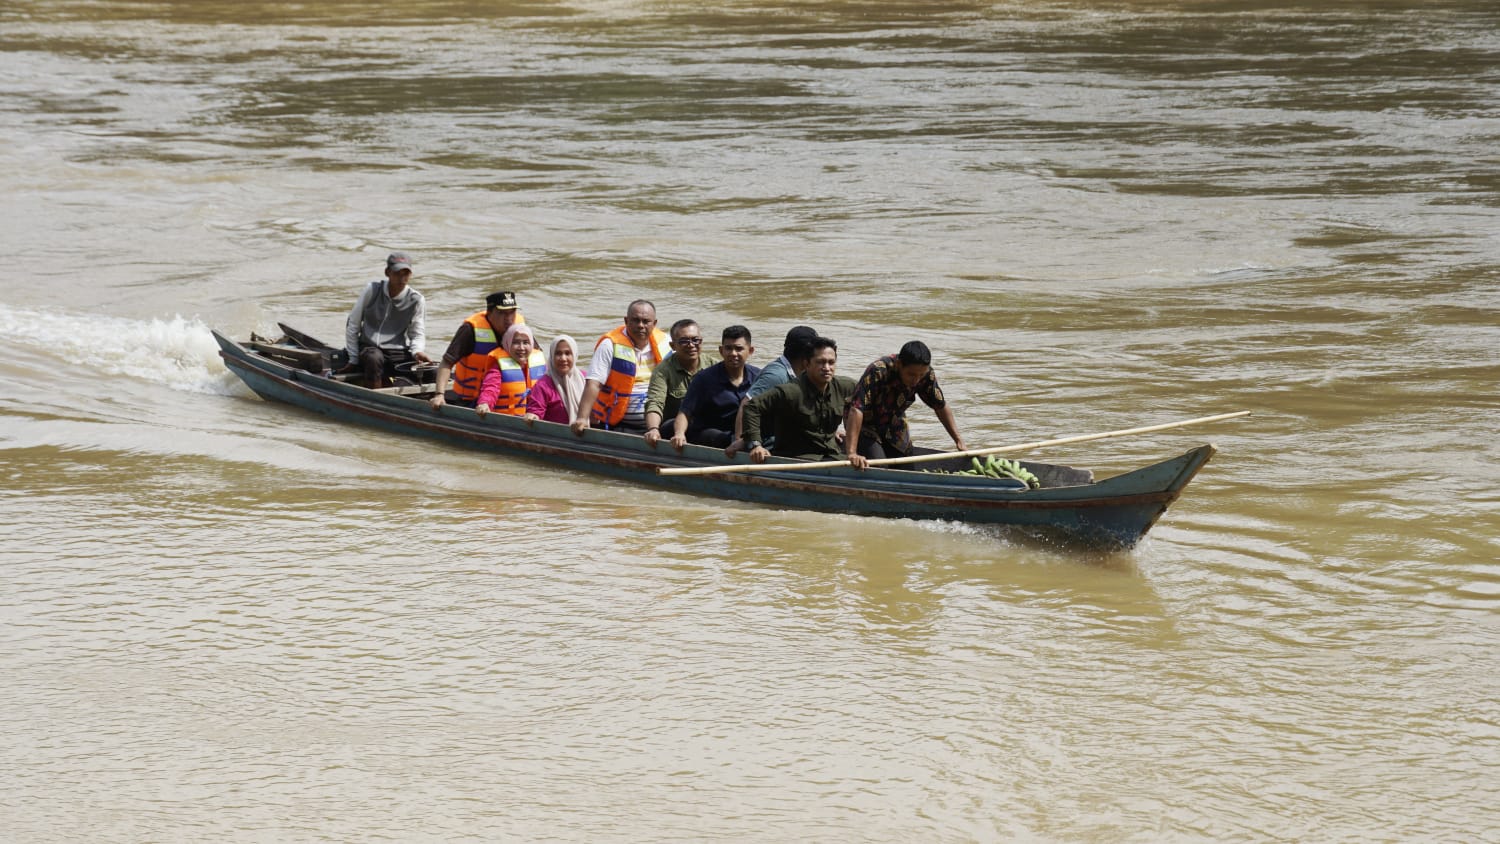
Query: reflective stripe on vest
451 310 525 402
589 325 668 427
486 348 547 416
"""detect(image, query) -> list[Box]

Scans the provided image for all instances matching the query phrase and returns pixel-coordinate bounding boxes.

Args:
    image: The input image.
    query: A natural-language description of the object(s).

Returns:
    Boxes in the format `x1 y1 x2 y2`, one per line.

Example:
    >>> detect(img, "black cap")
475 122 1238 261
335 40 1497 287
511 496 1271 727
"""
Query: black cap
486 291 518 310
783 325 817 356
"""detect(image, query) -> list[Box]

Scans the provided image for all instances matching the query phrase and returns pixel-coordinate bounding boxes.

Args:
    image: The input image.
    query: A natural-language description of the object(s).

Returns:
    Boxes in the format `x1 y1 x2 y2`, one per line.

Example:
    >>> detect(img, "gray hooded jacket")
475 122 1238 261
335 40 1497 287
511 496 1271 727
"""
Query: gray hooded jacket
345 279 426 358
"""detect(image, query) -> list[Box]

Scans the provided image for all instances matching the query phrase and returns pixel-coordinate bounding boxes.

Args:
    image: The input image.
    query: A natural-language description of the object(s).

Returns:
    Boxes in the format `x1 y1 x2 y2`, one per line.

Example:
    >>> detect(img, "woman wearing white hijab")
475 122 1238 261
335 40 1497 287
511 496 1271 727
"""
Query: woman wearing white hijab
525 334 586 424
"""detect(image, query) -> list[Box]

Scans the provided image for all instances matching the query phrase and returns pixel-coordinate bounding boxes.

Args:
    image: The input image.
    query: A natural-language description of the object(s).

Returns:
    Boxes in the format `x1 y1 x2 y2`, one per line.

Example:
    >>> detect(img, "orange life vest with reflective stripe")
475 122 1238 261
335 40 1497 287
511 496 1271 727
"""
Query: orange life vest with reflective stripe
589 325 668 427
450 310 525 402
485 347 547 416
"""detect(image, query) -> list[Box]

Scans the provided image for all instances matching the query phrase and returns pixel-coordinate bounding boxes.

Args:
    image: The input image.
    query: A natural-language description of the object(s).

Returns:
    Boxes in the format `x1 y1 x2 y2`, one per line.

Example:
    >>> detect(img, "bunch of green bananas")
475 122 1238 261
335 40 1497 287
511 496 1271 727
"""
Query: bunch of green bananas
967 455 1041 488
925 455 1041 488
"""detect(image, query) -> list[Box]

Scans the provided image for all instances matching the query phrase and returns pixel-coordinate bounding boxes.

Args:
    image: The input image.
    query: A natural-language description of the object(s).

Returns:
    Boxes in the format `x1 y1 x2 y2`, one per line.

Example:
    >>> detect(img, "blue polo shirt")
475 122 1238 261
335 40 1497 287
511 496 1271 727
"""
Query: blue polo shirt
744 355 792 400
681 361 762 438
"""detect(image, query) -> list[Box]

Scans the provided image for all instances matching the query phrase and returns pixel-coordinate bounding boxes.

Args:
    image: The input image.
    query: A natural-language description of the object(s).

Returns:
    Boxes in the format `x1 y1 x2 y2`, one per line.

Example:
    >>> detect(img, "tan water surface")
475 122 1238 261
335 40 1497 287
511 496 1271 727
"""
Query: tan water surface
2 0 1497 840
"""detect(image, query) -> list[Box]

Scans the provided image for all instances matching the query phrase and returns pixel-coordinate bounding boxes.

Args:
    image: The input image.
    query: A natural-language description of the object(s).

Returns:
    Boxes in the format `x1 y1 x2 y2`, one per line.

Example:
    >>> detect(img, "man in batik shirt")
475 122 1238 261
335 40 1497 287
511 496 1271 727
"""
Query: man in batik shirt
844 340 966 469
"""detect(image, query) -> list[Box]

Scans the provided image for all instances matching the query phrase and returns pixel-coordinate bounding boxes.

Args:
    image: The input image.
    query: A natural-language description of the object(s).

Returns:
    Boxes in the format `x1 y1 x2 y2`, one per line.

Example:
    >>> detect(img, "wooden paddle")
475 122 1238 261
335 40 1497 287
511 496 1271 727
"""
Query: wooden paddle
657 410 1250 476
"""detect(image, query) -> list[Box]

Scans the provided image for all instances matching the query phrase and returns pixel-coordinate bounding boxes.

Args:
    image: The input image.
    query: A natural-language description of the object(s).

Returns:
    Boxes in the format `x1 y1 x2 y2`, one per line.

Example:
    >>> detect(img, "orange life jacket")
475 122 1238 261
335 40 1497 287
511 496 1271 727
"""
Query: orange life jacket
450 310 525 402
589 325 668 427
485 347 547 416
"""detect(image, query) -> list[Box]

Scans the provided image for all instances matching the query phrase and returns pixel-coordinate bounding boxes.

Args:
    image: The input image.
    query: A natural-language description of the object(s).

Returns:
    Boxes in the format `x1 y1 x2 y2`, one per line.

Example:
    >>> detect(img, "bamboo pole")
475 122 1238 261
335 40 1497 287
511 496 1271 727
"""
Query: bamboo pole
657 410 1250 477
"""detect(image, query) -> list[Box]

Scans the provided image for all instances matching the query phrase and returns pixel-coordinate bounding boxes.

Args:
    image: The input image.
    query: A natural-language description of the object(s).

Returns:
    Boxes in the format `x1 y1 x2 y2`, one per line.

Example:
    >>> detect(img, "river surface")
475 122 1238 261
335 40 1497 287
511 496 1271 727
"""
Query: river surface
2 1 1498 840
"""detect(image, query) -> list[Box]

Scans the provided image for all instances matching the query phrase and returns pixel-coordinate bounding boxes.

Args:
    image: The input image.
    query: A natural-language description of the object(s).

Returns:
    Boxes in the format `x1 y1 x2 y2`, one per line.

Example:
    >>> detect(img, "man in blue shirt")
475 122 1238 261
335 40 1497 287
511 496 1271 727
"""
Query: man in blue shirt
670 325 762 451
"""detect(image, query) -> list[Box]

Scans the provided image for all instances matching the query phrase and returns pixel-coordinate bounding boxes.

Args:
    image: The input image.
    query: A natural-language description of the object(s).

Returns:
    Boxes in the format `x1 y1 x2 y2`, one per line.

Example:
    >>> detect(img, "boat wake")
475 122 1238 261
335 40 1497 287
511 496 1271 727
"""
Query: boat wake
2 304 244 396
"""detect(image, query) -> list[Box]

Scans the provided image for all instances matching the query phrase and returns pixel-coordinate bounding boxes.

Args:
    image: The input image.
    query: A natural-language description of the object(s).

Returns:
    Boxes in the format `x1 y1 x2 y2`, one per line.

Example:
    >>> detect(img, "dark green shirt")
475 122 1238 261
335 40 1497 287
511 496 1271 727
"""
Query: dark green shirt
741 372 857 460
644 353 700 424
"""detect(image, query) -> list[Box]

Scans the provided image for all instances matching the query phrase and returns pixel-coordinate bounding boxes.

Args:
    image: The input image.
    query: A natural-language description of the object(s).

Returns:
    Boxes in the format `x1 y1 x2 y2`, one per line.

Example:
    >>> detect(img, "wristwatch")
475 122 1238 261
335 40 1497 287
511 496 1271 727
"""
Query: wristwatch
747 441 763 450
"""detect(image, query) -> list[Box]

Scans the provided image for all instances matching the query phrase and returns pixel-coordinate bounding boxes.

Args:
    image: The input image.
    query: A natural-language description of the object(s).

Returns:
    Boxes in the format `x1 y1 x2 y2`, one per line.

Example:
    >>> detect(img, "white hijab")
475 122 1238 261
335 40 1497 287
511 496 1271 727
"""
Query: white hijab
547 334 586 423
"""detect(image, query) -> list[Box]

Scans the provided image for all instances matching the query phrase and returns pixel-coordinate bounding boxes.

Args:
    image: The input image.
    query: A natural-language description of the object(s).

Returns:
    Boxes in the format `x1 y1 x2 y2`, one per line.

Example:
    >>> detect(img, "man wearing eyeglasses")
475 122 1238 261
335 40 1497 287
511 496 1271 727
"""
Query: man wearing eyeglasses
643 319 704 446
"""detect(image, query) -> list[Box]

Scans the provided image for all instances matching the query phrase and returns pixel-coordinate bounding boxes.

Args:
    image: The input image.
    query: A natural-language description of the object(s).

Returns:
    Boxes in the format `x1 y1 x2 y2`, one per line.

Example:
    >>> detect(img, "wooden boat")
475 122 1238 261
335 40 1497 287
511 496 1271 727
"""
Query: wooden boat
214 327 1217 550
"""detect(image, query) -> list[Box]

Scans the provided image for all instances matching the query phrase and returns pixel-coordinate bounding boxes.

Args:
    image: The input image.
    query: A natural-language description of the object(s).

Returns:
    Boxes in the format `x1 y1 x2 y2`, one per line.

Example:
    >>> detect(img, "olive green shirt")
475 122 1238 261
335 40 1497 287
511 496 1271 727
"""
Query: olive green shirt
644 353 701 425
741 372 857 460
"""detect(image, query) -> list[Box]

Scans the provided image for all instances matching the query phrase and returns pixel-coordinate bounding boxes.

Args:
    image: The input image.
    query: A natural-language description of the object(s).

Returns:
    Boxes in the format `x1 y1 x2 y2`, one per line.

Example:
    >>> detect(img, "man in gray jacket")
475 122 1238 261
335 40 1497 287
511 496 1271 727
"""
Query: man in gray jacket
345 252 430 388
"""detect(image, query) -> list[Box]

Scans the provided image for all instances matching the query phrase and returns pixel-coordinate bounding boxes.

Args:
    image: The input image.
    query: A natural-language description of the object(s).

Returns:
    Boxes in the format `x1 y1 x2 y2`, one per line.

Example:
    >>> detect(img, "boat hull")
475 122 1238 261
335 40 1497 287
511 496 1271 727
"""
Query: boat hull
215 331 1213 549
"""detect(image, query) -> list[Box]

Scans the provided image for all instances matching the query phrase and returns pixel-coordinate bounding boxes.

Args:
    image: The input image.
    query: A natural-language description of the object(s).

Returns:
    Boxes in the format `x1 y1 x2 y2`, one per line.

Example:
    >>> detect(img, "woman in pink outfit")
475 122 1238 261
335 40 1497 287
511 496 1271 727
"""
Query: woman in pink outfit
525 334 585 424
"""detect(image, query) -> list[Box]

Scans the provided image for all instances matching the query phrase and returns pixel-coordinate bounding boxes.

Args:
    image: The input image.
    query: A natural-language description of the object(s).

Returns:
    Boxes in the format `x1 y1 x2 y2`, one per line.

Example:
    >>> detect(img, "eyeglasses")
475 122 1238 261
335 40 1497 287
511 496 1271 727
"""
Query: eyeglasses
675 337 703 346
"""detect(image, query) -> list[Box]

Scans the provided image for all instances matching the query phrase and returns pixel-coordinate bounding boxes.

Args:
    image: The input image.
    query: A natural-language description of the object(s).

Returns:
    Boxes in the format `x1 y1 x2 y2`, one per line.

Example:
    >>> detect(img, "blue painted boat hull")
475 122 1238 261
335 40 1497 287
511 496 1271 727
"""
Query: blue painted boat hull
215 331 1214 550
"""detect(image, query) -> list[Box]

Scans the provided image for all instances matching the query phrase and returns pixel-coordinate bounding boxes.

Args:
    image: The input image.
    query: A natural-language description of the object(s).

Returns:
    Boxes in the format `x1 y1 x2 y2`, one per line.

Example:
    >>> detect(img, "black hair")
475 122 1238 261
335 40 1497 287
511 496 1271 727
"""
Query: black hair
897 340 931 367
627 299 657 317
810 336 837 355
721 325 751 344
669 318 699 339
782 325 817 359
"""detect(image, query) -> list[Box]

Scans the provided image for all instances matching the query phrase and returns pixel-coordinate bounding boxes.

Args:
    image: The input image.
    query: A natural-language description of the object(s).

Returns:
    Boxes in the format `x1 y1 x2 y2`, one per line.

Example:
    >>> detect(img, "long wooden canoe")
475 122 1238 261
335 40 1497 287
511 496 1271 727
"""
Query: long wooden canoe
214 329 1216 550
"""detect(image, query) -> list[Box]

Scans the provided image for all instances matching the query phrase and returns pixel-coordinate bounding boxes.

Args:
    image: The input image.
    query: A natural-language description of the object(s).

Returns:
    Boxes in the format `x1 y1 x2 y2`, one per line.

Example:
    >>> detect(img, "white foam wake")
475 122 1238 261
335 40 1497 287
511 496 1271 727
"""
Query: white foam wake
2 304 243 395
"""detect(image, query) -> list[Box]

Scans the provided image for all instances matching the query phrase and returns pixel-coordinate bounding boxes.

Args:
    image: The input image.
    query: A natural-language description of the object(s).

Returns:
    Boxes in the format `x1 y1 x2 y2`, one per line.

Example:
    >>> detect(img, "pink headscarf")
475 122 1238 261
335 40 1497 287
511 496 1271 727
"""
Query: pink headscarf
502 323 535 353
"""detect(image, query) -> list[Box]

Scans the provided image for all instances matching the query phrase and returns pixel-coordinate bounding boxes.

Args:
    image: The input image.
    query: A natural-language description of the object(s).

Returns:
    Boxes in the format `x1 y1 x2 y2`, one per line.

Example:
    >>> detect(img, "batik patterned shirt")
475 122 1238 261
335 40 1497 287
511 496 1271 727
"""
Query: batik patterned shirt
847 354 946 454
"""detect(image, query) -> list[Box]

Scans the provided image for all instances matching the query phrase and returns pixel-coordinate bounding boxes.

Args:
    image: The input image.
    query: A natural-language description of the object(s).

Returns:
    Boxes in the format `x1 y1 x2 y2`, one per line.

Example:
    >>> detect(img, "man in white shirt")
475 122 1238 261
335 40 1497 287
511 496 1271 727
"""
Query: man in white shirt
570 299 670 434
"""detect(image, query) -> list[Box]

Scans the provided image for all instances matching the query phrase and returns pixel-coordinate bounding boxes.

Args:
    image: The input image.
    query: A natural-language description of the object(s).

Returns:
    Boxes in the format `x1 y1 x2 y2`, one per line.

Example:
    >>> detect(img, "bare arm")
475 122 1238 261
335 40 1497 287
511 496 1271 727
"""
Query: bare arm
571 379 603 435
844 406 864 457
936 403 965 451
724 397 750 458
843 406 868 469
429 363 453 410
428 325 471 410
643 410 664 445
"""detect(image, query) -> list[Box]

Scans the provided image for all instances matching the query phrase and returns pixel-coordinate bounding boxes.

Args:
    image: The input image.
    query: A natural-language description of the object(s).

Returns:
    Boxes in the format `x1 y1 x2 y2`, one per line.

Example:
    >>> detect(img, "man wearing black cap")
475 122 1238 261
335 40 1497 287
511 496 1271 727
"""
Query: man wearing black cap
430 290 526 410
344 252 429 389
